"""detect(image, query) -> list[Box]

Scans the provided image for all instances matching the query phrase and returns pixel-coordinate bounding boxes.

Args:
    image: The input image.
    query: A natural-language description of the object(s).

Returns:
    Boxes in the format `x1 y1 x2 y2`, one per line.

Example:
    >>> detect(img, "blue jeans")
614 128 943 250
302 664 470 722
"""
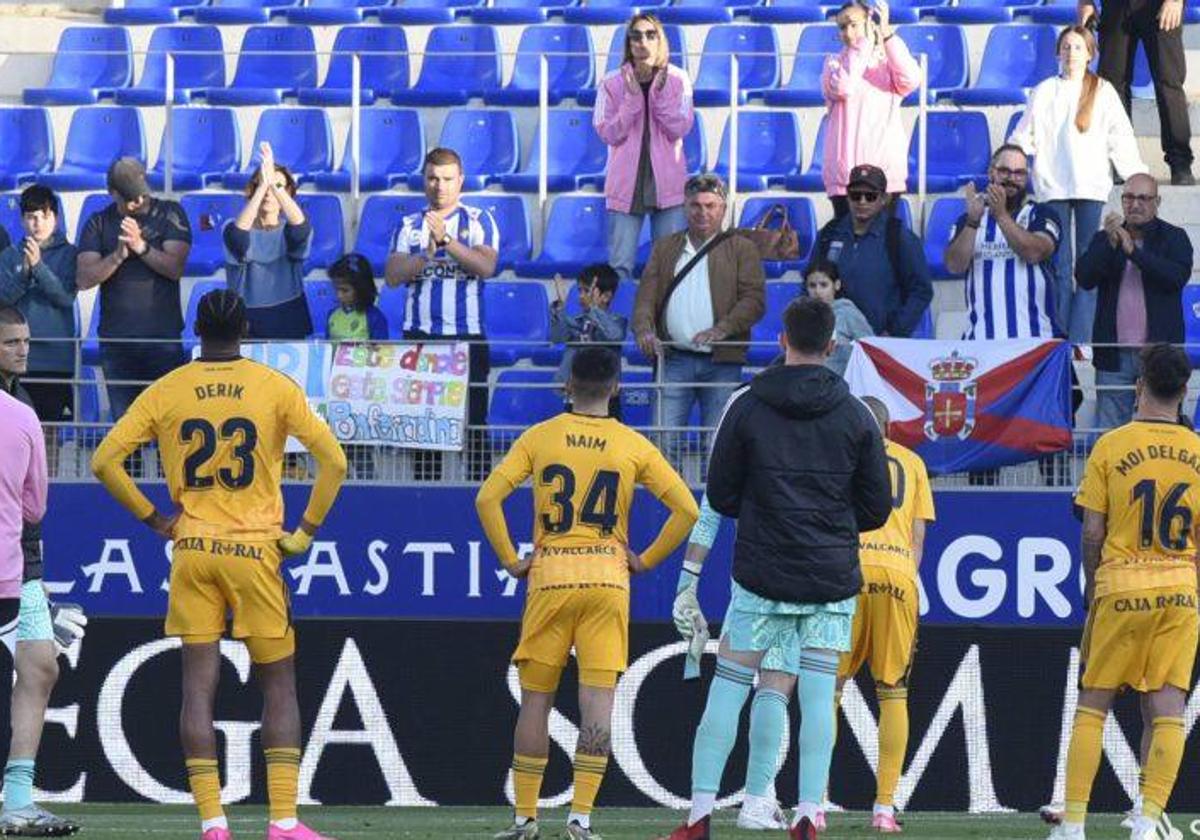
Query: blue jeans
660 350 742 430
1044 199 1105 344
1095 348 1141 431
101 340 186 420
606 206 687 279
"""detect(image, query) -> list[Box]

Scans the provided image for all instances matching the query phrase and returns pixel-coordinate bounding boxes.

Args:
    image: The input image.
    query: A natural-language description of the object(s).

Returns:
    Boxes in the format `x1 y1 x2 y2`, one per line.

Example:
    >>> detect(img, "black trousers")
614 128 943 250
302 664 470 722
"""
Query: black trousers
1097 0 1193 169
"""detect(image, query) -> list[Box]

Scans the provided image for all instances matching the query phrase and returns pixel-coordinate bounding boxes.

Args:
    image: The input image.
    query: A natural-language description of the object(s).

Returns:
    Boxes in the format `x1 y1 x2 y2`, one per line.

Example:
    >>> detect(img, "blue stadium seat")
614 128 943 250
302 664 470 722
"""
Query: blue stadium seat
748 282 802 366
183 279 225 349
893 197 914 231
577 24 686 106
746 0 823 23
488 370 561 440
923 197 966 279
531 279 637 366
222 108 333 190
500 109 605 192
297 26 408 105
313 108 425 193
1022 0 1075 24
147 106 240 191
562 0 667 24
390 25 500 106
780 114 827 191
407 109 517 191
897 24 968 104
692 25 780 106
355 194 427 274
760 24 839 107
658 0 759 25
907 111 990 193
37 107 145 192
469 0 572 23
0 108 53 190
306 283 338 338
933 0 1037 24
484 24 594 106
180 193 243 276
81 297 101 366
713 110 801 192
206 26 316 105
685 111 707 175
71 193 108 248
484 282 551 366
104 0 206 24
461 194 532 271
286 0 387 23
1183 285 1200 366
888 0 950 22
377 285 408 338
619 370 655 428
737 198 817 277
943 24 1057 106
378 0 481 24
514 195 606 277
115 25 224 106
1005 110 1024 142
295 194 344 274
24 27 132 106
194 0 299 23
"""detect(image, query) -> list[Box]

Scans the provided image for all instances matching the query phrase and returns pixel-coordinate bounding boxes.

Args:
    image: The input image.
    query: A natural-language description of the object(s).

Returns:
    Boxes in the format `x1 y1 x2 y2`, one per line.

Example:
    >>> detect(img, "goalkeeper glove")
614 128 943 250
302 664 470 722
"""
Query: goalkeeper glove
672 562 705 639
278 527 314 557
49 602 87 655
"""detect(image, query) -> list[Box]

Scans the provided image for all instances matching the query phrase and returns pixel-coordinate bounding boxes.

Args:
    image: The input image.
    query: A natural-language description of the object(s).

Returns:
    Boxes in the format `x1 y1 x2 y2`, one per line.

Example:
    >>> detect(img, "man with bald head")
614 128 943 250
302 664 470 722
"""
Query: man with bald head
1078 173 1193 428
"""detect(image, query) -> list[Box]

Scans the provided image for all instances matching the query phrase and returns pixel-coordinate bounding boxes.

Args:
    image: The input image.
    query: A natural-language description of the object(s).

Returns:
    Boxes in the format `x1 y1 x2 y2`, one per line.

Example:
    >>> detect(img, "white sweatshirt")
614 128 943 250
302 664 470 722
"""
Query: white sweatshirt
1009 74 1148 203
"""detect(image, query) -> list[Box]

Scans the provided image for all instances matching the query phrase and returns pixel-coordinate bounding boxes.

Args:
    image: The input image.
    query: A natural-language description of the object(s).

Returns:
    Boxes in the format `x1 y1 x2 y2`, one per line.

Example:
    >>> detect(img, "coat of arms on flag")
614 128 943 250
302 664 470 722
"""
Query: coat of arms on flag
844 338 1072 475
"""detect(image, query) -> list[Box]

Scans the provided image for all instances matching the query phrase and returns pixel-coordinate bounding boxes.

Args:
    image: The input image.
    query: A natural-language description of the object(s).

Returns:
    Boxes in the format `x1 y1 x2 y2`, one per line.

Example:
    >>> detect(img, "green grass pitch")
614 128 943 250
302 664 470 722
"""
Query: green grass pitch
41 805 1200 839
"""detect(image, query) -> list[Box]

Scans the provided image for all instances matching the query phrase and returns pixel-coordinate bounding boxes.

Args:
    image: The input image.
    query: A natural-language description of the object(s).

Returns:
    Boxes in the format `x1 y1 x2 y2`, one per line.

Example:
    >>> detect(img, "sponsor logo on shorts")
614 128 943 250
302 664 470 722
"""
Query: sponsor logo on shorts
865 581 909 602
173 537 265 561
1112 593 1197 612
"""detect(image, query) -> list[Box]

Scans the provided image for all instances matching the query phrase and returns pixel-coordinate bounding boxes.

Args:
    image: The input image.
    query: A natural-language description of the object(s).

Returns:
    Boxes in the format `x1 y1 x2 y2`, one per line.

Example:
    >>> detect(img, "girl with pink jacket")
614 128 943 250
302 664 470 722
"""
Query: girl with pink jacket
821 1 922 217
593 13 694 279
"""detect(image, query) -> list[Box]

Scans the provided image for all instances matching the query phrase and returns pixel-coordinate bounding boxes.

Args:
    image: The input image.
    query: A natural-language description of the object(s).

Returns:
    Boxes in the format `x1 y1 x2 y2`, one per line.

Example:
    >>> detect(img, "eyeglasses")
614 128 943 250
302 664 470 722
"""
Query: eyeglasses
848 190 880 203
994 166 1028 179
628 29 659 42
1121 193 1157 204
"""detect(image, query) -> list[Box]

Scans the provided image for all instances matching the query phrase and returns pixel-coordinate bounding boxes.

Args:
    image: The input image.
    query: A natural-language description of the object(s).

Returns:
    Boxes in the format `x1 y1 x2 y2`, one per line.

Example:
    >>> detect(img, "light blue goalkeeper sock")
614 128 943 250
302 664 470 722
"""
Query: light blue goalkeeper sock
746 688 788 798
4 759 35 811
692 657 755 795
797 650 840 807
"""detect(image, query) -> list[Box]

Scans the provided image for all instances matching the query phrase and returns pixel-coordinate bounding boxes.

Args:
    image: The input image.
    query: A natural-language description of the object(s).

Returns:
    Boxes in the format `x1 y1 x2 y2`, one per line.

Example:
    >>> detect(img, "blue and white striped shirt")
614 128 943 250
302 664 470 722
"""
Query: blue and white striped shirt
390 204 500 336
955 201 1062 341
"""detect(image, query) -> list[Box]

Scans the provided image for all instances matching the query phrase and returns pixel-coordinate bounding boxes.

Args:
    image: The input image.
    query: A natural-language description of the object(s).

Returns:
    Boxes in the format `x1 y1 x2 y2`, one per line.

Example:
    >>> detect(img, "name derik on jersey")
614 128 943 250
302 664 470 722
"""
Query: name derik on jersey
193 383 245 401
1114 444 1200 476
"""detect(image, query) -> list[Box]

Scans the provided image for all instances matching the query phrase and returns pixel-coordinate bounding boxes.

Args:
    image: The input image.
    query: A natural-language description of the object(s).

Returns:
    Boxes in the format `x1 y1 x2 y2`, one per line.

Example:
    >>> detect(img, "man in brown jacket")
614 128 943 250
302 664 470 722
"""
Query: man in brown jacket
633 173 765 439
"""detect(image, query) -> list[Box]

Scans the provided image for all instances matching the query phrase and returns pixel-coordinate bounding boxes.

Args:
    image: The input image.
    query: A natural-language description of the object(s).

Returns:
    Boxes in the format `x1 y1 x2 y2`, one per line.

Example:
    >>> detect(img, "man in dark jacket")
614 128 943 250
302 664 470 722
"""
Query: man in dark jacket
1077 173 1193 429
663 297 891 840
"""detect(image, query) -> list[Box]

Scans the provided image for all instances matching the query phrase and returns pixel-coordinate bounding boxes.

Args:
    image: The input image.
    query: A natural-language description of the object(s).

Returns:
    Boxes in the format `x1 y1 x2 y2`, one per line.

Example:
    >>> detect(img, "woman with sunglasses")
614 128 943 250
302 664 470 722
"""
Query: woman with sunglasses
821 0 922 218
593 13 694 280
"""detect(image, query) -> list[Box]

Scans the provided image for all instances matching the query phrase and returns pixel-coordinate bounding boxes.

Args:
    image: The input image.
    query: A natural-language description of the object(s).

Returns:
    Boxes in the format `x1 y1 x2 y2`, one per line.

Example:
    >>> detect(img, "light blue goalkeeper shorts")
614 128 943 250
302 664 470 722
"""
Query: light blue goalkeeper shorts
721 581 856 676
18 581 53 643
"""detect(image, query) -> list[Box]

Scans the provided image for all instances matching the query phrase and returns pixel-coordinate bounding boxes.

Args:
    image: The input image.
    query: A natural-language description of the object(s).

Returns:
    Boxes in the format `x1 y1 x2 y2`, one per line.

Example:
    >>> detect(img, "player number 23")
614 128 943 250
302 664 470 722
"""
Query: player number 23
180 417 259 491
539 464 620 536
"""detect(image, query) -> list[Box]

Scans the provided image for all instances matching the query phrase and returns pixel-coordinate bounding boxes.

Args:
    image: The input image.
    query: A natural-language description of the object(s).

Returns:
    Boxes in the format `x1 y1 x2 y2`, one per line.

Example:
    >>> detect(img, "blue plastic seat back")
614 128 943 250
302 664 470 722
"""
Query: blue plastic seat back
489 369 561 427
438 109 518 182
0 108 53 180
139 25 224 92
484 281 550 364
155 106 239 180
355 194 428 274
508 24 594 95
923 197 967 278
975 24 1057 90
413 25 500 93
784 25 839 89
520 109 606 178
180 192 244 275
684 112 706 174
695 24 780 92
295 194 344 272
305 283 338 338
73 193 111 244
1183 285 1200 366
460 193 531 267
61 107 145 172
247 107 333 175
908 111 990 182
230 25 317 90
715 110 801 177
338 108 425 183
47 26 132 91
322 25 409 93
377 285 407 338
748 282 802 363
897 24 967 93
541 196 606 263
603 23 687 74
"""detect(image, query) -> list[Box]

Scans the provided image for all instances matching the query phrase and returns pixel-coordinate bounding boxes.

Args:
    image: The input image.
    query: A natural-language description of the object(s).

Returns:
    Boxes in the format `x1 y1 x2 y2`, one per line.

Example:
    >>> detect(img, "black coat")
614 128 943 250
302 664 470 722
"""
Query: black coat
706 364 892 605
1076 217 1193 372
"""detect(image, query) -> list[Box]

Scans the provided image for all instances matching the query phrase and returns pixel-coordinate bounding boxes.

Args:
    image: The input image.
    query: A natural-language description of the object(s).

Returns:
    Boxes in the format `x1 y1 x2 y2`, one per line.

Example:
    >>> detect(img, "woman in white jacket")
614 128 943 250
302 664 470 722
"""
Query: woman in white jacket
1010 24 1147 344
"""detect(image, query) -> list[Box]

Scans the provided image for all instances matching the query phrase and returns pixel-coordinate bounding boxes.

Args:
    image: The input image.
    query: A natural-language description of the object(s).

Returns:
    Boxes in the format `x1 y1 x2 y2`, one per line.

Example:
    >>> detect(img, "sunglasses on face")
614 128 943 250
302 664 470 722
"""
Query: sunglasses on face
629 29 659 42
848 190 880 203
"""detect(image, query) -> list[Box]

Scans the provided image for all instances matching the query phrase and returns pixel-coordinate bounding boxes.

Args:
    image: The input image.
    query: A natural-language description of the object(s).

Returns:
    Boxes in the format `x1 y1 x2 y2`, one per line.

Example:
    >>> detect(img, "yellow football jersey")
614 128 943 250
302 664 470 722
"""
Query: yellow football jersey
95 357 340 541
487 413 690 591
1076 420 1200 598
859 439 936 580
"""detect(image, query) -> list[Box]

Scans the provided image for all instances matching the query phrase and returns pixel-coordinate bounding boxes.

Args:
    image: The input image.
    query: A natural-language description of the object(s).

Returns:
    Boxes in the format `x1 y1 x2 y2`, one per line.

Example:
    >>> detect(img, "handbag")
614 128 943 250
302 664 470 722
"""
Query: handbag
737 203 800 261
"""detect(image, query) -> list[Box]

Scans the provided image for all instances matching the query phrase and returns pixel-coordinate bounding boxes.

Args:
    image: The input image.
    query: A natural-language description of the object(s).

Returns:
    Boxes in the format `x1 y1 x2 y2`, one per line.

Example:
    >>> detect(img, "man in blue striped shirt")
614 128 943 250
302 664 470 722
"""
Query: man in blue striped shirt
385 147 499 480
944 144 1062 341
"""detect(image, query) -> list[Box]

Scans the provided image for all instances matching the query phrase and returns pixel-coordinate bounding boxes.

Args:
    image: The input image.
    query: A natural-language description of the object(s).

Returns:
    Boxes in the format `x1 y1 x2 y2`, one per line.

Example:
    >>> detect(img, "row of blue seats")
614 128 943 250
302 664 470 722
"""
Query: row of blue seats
29 21 1151 110
100 0 1200 27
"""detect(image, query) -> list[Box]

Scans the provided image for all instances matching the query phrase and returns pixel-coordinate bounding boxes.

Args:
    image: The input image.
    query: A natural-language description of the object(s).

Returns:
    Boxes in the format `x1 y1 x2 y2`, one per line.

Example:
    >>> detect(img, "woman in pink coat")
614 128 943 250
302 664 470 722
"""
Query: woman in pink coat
821 0 922 218
593 13 695 279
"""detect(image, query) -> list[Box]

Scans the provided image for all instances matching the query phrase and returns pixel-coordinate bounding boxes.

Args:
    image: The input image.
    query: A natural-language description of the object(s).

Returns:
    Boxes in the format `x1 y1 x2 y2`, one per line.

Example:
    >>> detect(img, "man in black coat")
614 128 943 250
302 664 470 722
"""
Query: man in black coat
662 297 891 840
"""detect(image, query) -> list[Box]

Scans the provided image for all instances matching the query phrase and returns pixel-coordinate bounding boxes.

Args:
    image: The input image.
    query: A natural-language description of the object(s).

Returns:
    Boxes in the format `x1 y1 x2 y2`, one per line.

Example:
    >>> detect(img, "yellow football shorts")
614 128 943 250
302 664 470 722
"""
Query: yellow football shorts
513 585 629 692
166 536 295 664
1080 586 1198 693
838 566 919 686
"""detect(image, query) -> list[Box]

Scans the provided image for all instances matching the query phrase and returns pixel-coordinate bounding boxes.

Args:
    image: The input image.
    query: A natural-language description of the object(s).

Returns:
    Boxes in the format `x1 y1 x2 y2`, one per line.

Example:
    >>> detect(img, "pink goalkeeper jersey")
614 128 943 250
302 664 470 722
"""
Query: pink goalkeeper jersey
0 389 46 599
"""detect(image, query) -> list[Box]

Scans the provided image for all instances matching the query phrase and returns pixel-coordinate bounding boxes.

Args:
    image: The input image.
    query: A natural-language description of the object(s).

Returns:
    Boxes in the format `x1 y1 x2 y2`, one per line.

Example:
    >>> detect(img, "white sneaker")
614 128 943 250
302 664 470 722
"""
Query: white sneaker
1127 816 1157 840
1039 802 1065 825
1046 823 1085 840
1120 798 1143 830
737 795 788 830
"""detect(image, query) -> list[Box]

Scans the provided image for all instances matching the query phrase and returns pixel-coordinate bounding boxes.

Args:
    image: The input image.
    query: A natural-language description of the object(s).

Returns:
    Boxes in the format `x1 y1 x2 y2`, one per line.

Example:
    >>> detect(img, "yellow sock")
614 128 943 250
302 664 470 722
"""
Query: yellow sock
265 747 301 823
1141 717 1185 821
1064 707 1106 825
876 687 909 808
571 752 609 816
185 758 223 822
512 754 548 820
